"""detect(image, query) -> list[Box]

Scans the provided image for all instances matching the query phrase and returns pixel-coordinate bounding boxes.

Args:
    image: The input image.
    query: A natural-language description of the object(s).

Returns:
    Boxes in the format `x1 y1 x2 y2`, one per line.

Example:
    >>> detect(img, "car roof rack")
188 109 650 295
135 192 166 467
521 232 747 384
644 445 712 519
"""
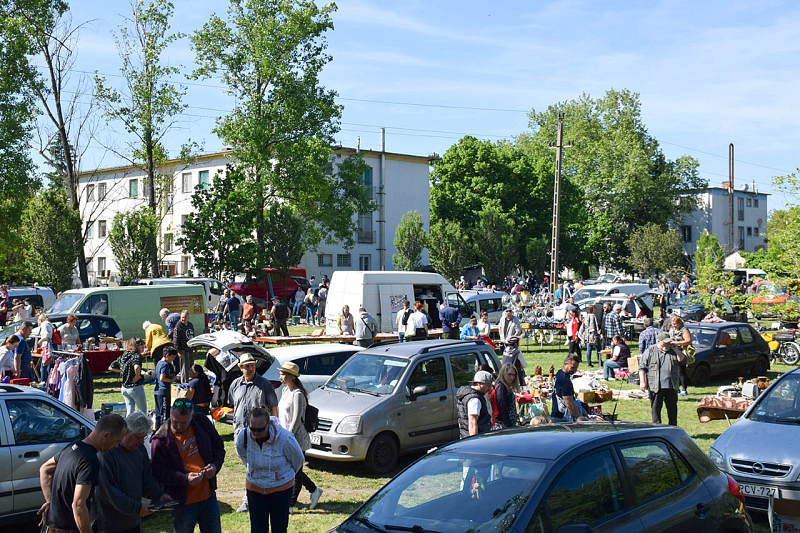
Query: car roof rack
419 339 486 354
0 384 24 393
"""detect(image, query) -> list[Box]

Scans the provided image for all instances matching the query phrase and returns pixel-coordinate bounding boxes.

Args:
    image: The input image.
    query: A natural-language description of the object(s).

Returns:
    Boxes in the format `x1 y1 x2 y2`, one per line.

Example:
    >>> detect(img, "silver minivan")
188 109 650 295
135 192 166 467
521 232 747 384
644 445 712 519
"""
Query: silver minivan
460 290 506 324
305 339 501 473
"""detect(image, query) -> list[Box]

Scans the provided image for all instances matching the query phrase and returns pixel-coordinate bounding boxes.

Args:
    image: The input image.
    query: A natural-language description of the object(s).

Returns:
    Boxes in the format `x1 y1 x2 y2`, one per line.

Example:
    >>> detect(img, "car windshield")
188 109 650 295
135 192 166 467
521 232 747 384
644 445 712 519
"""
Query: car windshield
595 274 617 283
758 283 788 297
47 293 84 314
572 288 607 301
674 294 702 306
326 353 409 395
350 450 547 533
748 375 800 424
0 321 21 342
688 327 717 349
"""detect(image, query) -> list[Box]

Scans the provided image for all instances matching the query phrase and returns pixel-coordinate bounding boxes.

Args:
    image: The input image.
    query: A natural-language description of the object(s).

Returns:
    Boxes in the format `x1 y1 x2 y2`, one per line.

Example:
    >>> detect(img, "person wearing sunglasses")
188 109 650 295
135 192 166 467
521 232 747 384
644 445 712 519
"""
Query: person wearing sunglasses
235 406 304 533
95 411 174 532
277 361 323 513
151 398 225 533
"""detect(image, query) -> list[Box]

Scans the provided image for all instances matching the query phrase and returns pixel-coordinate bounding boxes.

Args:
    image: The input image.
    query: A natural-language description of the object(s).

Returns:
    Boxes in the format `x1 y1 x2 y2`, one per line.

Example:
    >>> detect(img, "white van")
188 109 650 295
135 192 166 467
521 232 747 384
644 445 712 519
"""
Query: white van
460 290 506 324
554 282 652 321
324 271 474 334
46 285 207 340
133 277 228 307
7 286 57 313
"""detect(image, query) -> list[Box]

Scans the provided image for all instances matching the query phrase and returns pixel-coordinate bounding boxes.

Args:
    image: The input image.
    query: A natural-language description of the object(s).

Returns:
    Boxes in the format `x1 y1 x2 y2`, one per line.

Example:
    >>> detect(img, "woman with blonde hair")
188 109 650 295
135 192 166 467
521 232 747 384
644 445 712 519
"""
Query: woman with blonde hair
493 363 520 428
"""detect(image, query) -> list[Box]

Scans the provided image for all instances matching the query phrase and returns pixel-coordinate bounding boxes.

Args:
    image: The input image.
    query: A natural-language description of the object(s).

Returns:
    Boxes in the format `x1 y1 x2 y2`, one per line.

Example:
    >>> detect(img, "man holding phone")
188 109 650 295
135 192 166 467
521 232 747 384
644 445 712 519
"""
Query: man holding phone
95 411 174 532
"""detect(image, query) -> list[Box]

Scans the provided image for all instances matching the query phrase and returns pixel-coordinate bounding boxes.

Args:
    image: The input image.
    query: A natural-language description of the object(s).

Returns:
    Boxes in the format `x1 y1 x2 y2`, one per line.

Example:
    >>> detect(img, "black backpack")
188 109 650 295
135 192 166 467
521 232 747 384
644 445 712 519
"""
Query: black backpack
303 404 319 432
401 308 413 326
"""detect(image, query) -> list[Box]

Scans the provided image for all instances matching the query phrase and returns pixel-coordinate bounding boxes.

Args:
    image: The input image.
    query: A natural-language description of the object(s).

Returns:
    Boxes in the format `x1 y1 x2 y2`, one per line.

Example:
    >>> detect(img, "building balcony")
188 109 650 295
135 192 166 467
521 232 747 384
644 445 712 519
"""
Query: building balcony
357 230 376 244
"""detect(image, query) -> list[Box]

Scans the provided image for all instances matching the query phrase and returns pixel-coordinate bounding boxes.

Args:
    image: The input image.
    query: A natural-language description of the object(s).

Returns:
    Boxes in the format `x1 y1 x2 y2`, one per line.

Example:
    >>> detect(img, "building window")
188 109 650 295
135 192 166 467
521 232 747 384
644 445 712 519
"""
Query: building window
181 215 188 230
86 184 95 202
359 254 371 271
181 172 192 193
181 256 190 275
199 170 209 190
98 220 107 238
166 177 174 213
680 225 692 243
738 226 745 249
98 182 107 201
358 213 374 243
737 197 744 221
337 253 351 267
747 227 752 236
86 222 94 239
129 179 138 197
754 198 759 208
746 198 752 207
163 233 173 253
97 257 106 274
755 227 760 236
361 167 374 201
317 254 332 267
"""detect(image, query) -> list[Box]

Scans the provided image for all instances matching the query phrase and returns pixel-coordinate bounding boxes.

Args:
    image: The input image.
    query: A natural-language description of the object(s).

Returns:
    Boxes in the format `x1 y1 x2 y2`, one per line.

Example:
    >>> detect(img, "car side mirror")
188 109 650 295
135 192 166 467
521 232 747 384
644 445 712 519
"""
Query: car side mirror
557 525 594 533
410 385 428 401
80 426 90 439
717 344 727 350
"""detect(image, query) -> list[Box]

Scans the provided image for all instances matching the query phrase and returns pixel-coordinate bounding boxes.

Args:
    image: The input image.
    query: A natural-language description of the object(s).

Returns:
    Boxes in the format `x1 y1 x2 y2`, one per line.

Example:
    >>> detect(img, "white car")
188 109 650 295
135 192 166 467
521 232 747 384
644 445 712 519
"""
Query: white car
187 330 363 404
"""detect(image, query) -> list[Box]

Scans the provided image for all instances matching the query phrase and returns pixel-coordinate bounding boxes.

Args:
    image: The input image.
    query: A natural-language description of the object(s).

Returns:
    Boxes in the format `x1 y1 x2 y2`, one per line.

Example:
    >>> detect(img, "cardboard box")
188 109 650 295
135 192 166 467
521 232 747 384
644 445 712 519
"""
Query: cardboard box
594 389 612 402
628 356 640 374
171 383 190 399
577 391 595 403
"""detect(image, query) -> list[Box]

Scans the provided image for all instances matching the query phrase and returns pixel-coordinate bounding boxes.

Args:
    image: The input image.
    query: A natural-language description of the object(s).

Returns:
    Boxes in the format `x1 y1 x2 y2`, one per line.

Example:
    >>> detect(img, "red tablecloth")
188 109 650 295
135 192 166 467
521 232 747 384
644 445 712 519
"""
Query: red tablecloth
54 350 124 373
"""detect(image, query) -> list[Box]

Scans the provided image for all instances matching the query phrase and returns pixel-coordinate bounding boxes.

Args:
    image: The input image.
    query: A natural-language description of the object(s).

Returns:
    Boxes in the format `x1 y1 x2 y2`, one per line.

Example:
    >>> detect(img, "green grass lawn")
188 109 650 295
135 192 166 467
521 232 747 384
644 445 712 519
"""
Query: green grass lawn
85 324 779 532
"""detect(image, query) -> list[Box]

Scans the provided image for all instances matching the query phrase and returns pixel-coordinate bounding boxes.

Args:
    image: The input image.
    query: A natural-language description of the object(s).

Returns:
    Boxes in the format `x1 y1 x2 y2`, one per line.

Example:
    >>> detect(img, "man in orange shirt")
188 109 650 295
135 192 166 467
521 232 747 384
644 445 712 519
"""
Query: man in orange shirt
151 399 225 533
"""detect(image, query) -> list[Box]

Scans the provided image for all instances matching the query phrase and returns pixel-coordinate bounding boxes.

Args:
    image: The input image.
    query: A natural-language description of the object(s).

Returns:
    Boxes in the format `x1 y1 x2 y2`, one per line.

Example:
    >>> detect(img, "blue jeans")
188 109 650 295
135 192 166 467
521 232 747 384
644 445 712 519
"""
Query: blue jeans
172 493 221 533
603 360 621 380
586 341 602 366
229 310 240 331
398 332 406 343
292 300 303 316
305 304 315 325
247 486 292 533
154 393 170 429
121 384 147 416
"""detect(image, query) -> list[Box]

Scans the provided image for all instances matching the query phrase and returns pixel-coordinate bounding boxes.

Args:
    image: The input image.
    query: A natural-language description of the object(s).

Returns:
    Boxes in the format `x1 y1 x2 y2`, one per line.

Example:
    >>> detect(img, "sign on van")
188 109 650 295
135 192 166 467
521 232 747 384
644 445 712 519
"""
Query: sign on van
161 295 204 314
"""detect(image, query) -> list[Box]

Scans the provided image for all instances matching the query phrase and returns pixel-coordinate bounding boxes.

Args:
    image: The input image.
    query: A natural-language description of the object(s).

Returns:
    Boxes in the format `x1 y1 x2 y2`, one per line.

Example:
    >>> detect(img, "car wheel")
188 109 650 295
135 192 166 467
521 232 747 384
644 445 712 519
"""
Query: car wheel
364 433 399 474
780 343 800 365
751 355 769 376
691 364 711 386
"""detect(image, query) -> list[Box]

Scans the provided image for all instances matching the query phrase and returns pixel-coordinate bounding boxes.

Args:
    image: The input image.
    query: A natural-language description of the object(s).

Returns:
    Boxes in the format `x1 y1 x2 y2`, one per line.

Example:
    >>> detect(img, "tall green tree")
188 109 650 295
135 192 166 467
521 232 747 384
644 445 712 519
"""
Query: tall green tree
392 210 426 271
178 166 257 280
742 208 800 279
523 237 550 279
519 89 706 271
191 0 372 269
624 222 684 276
23 189 81 292
108 207 160 282
693 230 734 307
428 219 474 284
262 204 307 300
1 0 92 285
477 203 519 283
95 0 189 277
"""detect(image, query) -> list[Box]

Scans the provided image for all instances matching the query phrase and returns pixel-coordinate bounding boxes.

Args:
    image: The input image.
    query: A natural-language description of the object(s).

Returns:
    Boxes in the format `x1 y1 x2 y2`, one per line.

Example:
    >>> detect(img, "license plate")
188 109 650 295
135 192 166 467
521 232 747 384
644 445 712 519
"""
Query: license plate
740 484 778 498
310 433 321 445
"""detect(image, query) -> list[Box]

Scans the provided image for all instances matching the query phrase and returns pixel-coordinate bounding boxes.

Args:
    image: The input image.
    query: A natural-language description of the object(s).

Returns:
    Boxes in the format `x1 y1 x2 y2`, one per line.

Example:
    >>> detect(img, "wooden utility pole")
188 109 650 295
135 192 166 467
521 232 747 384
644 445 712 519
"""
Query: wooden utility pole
548 113 573 295
728 143 735 252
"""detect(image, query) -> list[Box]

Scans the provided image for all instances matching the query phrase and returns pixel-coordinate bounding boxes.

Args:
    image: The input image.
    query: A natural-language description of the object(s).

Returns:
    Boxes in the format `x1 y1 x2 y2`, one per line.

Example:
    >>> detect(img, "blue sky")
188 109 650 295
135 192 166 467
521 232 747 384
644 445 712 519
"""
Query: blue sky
56 0 800 209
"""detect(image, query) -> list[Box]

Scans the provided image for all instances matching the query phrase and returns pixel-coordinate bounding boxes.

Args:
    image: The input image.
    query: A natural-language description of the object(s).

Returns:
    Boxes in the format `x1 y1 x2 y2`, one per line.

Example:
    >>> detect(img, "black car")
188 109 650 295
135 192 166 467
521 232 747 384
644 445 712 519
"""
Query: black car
0 314 121 350
686 322 770 386
667 294 747 323
334 423 752 533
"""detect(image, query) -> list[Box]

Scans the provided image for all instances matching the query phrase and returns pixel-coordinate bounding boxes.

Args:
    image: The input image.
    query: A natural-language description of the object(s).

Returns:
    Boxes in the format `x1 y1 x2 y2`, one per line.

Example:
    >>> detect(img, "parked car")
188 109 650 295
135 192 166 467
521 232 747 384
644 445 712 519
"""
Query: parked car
751 281 794 319
686 322 770 386
0 384 96 524
227 267 309 310
460 290 505 324
334 422 753 533
667 294 747 323
709 367 800 513
306 339 501 473
187 331 363 409
0 314 121 350
6 286 56 315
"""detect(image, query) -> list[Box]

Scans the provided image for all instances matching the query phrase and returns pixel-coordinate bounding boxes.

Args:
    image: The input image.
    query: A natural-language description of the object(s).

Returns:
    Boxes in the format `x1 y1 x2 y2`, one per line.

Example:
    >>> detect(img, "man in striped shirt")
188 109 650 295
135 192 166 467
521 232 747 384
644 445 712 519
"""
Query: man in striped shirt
638 318 660 353
604 304 624 346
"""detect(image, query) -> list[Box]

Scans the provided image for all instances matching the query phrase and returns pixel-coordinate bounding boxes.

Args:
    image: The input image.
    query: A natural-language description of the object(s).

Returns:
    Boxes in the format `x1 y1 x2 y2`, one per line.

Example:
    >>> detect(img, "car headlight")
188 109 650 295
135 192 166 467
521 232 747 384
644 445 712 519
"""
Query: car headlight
336 415 362 435
709 447 726 471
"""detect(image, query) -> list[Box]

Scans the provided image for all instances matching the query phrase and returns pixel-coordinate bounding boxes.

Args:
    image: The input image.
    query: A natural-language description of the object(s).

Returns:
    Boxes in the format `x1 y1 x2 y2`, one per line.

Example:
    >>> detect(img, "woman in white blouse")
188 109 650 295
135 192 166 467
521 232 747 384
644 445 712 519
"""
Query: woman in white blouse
277 361 323 512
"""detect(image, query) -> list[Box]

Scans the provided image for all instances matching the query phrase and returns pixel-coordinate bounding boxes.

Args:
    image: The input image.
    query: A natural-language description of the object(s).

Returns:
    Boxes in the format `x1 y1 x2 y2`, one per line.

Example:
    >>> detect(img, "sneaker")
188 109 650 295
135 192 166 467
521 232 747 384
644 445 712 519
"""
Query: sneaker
289 507 294 515
679 390 687 396
309 487 323 509
607 377 615 381
237 501 249 513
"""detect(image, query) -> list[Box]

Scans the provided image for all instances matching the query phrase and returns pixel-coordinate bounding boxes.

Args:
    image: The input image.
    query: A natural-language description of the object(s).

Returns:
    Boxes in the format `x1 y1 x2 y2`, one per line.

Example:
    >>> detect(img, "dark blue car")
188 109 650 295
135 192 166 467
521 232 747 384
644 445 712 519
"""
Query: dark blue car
334 423 753 533
686 322 770 386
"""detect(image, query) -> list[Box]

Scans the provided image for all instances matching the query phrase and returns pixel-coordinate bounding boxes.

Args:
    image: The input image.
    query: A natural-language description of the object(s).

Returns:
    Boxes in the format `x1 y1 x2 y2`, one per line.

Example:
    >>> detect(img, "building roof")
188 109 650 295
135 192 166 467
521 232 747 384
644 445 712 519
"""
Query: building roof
79 147 435 178
706 186 770 196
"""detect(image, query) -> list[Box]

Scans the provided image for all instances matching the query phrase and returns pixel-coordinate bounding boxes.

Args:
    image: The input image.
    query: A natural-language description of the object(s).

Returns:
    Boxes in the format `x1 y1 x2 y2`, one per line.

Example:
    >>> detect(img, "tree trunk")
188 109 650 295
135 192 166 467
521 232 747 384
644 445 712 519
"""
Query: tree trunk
145 129 160 278
57 107 88 287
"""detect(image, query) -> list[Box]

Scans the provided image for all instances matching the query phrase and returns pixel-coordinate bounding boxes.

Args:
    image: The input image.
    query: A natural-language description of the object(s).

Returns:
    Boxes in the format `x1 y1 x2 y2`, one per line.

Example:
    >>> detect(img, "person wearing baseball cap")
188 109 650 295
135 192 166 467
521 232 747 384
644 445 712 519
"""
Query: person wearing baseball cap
456 371 493 438
639 331 685 426
501 336 527 383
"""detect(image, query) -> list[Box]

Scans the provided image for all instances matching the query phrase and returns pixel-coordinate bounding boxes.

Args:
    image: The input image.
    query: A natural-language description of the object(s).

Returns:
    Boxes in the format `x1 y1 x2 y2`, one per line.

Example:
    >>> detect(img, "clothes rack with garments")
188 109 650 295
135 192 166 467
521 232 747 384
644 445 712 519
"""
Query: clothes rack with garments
45 353 94 419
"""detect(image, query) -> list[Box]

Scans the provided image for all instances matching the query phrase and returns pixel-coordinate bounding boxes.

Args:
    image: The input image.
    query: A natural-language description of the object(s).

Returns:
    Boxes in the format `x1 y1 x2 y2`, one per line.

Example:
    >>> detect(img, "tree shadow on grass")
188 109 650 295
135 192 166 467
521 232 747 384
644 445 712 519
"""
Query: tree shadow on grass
295 498 362 516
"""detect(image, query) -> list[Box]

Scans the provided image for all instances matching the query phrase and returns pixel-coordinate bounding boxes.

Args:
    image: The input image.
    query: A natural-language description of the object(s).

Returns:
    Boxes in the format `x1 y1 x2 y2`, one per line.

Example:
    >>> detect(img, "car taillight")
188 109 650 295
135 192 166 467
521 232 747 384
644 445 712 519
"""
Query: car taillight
727 474 745 505
270 380 282 389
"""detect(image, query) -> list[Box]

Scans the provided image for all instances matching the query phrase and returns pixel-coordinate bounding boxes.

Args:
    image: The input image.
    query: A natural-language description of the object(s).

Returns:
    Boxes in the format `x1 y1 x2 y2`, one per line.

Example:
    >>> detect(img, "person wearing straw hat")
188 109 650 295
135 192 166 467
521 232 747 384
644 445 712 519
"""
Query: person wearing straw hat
230 352 278 513
277 361 323 513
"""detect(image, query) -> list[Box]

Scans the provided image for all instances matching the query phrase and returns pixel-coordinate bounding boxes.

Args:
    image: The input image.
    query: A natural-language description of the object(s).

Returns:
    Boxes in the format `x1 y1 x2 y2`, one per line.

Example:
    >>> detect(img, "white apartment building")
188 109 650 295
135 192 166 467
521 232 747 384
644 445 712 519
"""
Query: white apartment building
78 147 433 285
679 182 768 265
